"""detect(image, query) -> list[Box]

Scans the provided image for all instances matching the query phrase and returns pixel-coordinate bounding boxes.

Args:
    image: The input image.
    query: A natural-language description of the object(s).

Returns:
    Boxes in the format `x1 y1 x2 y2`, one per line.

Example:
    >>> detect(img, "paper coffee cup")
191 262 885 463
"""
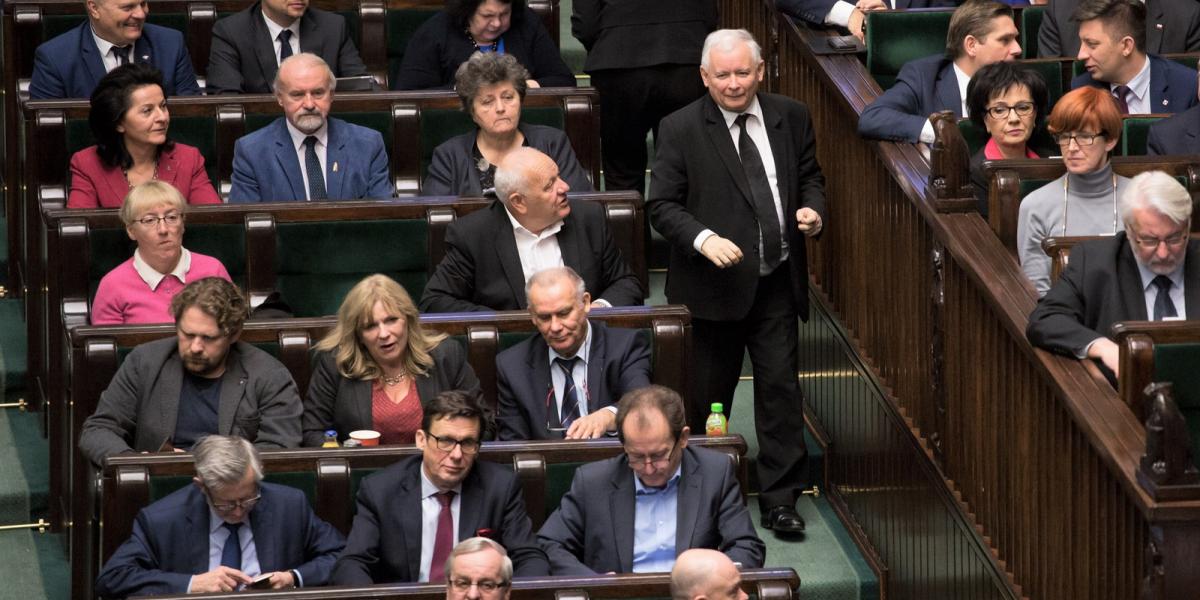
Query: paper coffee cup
349 430 381 446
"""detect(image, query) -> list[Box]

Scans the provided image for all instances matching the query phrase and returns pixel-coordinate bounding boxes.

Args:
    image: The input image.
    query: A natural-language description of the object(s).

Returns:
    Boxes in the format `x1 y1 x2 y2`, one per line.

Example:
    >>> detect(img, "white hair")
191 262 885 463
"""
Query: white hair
192 435 263 490
525 266 587 305
1119 170 1193 226
700 29 763 71
272 52 337 95
445 537 513 584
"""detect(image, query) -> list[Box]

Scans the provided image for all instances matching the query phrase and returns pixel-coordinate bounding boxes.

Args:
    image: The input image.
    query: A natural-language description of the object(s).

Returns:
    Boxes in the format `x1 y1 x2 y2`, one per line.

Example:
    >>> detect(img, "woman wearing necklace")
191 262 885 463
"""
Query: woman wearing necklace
1017 87 1130 296
67 64 220 208
304 274 481 446
393 0 574 91
423 52 592 196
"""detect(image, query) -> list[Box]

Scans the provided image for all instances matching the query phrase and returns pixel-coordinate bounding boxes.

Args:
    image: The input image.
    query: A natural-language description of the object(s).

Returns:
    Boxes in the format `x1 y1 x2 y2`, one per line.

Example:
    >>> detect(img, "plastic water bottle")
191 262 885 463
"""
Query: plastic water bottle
322 430 339 448
705 403 728 436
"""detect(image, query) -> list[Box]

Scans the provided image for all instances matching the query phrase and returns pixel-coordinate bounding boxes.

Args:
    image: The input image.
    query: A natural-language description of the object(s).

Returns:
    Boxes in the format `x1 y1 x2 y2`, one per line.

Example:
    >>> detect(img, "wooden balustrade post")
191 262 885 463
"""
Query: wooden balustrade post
928 242 946 462
1142 521 1200 600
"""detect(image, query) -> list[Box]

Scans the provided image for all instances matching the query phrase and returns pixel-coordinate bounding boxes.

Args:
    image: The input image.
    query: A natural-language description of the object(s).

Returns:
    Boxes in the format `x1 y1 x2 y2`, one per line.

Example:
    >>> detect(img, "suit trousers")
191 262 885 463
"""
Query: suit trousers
689 263 808 509
591 65 706 195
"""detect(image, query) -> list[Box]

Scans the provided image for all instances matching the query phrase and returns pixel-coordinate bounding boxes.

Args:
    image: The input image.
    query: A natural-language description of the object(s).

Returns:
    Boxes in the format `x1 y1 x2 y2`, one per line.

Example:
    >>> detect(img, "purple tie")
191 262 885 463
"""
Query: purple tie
1113 85 1131 114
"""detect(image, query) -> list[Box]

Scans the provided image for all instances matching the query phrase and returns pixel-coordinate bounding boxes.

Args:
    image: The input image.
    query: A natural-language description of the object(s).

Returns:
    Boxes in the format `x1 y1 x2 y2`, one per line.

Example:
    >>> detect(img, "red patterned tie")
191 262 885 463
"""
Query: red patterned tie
428 491 456 582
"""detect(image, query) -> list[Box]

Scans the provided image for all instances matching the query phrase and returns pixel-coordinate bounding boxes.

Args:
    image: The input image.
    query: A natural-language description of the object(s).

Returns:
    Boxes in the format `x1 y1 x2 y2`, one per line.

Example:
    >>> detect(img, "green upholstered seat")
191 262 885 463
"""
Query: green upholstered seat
273 219 429 317
1020 7 1044 60
86 224 247 303
1151 343 1200 469
1021 60 1064 108
386 8 442 85
148 472 318 506
417 107 566 180
957 120 989 157
1121 116 1164 156
865 10 953 90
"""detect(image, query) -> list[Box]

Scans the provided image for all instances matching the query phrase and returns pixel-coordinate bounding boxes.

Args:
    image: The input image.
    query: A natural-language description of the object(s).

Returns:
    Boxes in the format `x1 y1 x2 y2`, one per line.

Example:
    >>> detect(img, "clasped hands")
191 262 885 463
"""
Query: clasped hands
699 208 823 269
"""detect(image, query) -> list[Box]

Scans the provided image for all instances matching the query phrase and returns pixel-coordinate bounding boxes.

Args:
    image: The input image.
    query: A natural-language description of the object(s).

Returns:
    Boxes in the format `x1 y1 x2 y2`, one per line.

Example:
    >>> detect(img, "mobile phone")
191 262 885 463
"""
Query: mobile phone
827 36 858 50
248 573 274 589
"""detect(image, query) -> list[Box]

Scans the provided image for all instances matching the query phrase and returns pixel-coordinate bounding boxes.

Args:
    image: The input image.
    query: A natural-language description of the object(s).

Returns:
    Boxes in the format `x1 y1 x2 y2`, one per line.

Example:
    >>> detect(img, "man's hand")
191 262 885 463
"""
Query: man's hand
856 0 887 10
796 208 823 237
848 8 867 42
700 235 744 268
1087 338 1121 378
190 567 252 593
565 410 615 439
263 571 296 590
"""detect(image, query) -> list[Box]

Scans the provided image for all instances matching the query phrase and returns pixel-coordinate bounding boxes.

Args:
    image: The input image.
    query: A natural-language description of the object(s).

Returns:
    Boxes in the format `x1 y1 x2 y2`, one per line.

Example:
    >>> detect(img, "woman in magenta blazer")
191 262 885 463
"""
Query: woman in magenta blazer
68 64 220 209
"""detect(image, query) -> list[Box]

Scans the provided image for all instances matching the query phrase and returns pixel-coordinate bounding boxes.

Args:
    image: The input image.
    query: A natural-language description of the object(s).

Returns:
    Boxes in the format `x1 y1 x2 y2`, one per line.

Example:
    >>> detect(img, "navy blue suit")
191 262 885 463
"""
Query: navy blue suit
777 0 955 28
229 117 395 202
29 21 200 99
1147 105 1200 155
1071 55 1200 114
95 482 345 598
857 55 961 143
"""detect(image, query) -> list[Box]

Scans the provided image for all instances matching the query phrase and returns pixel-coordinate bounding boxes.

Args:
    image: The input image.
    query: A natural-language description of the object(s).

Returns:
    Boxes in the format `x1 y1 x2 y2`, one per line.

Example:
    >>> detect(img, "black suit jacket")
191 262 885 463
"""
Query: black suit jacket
570 0 716 73
647 92 827 322
331 456 549 584
1037 0 1200 58
1026 232 1200 358
419 199 644 312
302 341 481 446
422 123 593 196
536 446 764 574
1148 104 1200 155
496 321 651 440
206 3 368 94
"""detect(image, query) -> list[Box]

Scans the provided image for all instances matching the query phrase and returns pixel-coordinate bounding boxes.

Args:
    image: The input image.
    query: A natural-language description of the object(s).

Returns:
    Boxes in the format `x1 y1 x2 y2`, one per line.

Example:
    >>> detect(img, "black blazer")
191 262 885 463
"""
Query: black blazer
647 92 827 322
207 3 368 94
302 340 481 446
331 455 550 584
422 123 593 196
1148 104 1200 155
393 8 575 90
419 199 644 312
570 0 716 72
496 321 651 440
1038 0 1200 58
1026 232 1200 358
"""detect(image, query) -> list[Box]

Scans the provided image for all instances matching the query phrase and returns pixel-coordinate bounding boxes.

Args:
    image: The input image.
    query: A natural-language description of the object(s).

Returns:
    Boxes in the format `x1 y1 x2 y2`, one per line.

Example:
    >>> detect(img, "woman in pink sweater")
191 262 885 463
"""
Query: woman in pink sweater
91 181 231 325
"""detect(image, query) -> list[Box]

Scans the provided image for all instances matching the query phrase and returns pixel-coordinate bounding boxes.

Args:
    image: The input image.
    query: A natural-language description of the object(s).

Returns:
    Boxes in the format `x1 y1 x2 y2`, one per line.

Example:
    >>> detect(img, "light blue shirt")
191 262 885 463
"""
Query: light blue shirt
1136 261 1187 320
186 508 267 592
631 467 681 573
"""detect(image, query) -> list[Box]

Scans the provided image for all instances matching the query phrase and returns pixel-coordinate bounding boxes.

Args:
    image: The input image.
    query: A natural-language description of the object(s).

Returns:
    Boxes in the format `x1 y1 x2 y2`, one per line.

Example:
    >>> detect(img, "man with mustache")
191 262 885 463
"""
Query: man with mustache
229 53 394 202
1027 171 1200 381
79 277 303 467
29 0 201 99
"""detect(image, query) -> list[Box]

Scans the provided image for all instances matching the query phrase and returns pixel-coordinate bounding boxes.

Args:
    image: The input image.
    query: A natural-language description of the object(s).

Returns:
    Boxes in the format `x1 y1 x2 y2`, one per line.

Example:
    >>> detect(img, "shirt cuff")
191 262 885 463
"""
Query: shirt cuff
918 120 936 145
1077 338 1104 360
293 569 303 588
826 1 856 28
186 577 194 594
693 230 717 253
592 298 612 308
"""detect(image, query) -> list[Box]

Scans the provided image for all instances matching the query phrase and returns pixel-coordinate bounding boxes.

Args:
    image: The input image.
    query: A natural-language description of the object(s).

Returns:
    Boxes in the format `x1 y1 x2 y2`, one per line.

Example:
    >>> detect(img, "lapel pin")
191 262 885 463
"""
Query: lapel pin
1156 23 1164 29
1164 99 1170 106
141 55 150 61
332 161 339 173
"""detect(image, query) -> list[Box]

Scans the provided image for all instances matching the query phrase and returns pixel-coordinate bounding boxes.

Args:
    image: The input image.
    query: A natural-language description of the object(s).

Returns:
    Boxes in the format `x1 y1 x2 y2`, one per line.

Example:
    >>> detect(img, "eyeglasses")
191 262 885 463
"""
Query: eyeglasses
209 493 261 513
625 439 680 471
426 432 481 455
135 212 182 228
1132 232 1189 249
1053 132 1103 147
985 102 1035 120
448 579 509 594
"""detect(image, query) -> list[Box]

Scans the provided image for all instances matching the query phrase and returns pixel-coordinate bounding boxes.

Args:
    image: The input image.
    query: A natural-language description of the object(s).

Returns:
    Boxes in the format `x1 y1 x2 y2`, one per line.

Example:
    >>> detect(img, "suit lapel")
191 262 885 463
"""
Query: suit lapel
674 449 701 555
457 469 483 540
1184 241 1200 314
610 467 635 572
352 379 373 429
160 354 186 440
1146 0 1166 54
558 213 582 278
585 322 606 412
217 346 248 435
298 10 320 54
935 62 962 117
133 34 153 69
187 488 212 573
760 98 793 213
492 202 529 308
325 120 346 199
1117 241 1150 320
1149 57 1172 112
273 121 308 200
526 337 555 433
253 13 281 87
100 163 130 204
158 146 182 190
248 498 277 573
400 459 424 579
702 98 755 212
79 25 108 93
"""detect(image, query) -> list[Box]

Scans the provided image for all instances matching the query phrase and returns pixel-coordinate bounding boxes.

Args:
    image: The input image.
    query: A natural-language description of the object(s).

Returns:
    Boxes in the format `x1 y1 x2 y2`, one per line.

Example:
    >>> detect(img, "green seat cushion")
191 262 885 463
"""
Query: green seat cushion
1152 343 1200 469
957 120 989 157
1022 60 1064 108
1121 116 1165 156
146 472 316 506
865 10 953 90
1020 7 1044 60
386 9 442 86
418 107 565 180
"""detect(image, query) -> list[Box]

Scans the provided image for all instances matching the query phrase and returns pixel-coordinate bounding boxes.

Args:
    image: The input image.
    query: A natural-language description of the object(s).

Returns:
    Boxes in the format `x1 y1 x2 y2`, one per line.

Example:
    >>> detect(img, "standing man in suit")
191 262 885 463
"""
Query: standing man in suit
420 147 644 312
670 549 749 600
777 0 956 44
496 267 651 441
79 277 303 467
647 29 824 534
1070 0 1199 115
1027 170 1200 379
538 386 764 574
95 435 345 596
29 0 201 99
571 0 717 196
857 0 1021 143
207 0 369 94
332 390 549 584
1037 0 1200 59
229 53 394 202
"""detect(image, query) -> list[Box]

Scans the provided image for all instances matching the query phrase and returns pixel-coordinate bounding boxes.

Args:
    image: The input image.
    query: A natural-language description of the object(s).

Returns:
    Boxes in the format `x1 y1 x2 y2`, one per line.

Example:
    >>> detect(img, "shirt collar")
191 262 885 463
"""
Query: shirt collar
261 10 300 45
633 465 683 494
90 26 128 61
717 95 764 131
547 318 592 366
208 505 248 535
503 203 564 239
952 63 971 117
1117 54 1152 103
1135 253 1186 295
285 119 329 152
420 463 464 499
133 247 191 291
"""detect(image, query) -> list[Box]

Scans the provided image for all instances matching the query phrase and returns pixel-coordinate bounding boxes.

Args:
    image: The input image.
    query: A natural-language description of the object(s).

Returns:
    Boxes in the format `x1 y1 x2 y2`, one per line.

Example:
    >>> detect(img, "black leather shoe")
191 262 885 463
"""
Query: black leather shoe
761 505 806 533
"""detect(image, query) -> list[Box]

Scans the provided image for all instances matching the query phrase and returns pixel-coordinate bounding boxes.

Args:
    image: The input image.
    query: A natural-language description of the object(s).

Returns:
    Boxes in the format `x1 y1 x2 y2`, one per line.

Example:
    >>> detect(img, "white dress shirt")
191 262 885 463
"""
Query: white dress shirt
285 121 329 201
917 63 971 145
547 321 597 421
418 468 463 582
503 205 565 278
91 28 135 73
261 11 301 65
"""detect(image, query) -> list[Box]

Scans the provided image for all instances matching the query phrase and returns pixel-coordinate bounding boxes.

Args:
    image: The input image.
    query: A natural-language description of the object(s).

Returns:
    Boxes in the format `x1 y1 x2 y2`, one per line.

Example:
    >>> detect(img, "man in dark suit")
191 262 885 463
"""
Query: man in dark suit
95 436 344 596
496 267 651 441
858 1 1021 143
79 278 302 467
420 147 643 312
571 0 717 196
647 29 824 534
537 386 764 574
1037 0 1200 58
1027 170 1199 379
29 0 200 99
1070 0 1199 114
1147 104 1200 155
229 53 393 202
206 0 369 94
332 391 549 584
777 0 955 44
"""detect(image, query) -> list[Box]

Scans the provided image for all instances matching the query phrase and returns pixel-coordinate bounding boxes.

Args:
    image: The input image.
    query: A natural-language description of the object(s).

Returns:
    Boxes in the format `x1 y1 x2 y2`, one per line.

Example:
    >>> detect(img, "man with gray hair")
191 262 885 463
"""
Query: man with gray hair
96 435 344 596
495 266 651 440
421 147 643 312
443 537 513 600
229 52 393 202
1028 170 1200 379
670 549 749 600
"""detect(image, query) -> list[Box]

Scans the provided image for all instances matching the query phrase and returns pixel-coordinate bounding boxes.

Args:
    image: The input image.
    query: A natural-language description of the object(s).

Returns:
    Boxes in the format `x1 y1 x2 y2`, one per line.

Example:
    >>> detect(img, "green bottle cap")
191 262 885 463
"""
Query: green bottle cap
710 403 723 413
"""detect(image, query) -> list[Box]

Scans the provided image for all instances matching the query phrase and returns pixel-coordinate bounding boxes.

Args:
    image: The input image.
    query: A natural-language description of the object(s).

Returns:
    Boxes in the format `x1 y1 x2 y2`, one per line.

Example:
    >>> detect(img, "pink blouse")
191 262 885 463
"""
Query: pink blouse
90 249 232 325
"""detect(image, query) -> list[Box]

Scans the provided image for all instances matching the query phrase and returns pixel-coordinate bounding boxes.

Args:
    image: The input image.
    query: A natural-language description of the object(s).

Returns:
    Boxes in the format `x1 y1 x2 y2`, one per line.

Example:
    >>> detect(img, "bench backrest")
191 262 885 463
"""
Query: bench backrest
865 9 953 90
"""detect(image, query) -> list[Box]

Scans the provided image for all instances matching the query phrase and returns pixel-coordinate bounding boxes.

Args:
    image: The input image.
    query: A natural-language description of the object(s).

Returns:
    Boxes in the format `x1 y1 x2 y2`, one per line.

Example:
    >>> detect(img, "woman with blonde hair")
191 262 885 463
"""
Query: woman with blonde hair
303 274 480 446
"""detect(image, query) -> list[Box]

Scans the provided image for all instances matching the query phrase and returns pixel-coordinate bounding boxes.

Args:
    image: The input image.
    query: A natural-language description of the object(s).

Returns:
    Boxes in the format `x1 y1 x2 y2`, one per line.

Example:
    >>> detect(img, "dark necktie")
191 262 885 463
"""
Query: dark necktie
113 46 131 66
278 29 293 63
734 113 782 269
428 491 456 582
1113 85 1131 114
555 357 581 430
303 136 327 200
1153 275 1178 321
220 522 242 570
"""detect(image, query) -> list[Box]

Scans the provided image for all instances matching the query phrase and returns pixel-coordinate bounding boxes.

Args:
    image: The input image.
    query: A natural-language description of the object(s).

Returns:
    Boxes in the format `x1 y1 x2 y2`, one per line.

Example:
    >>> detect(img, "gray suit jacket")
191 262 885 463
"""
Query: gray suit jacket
79 337 303 466
536 445 764 574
